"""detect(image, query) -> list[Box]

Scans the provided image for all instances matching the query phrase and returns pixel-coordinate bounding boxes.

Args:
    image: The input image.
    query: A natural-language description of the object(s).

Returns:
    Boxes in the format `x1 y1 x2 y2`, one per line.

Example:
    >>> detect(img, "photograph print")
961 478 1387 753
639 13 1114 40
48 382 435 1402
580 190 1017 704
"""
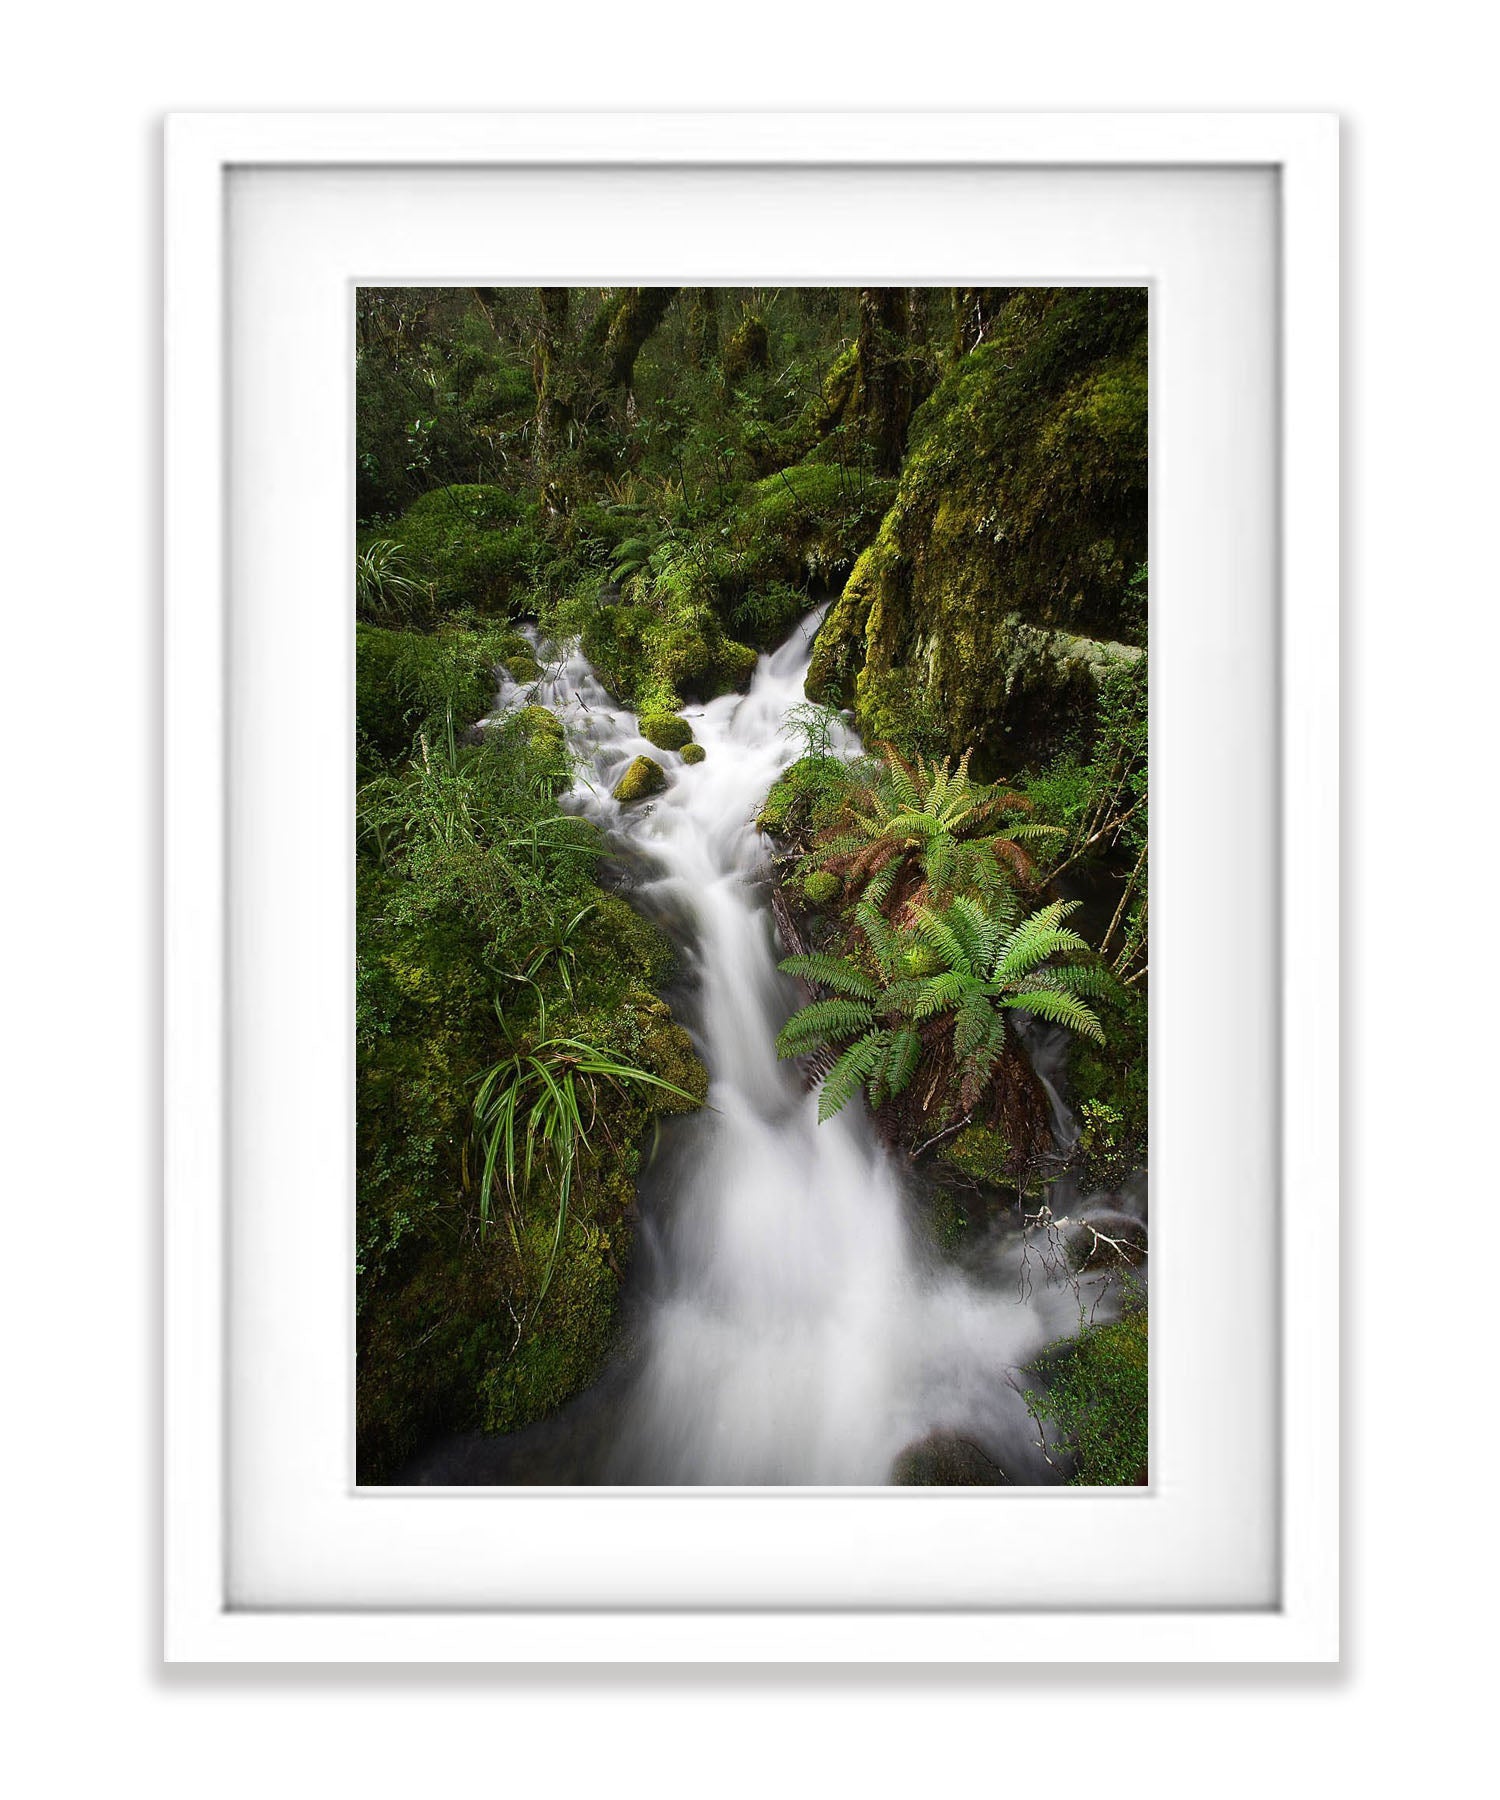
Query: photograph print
355 286 1148 1487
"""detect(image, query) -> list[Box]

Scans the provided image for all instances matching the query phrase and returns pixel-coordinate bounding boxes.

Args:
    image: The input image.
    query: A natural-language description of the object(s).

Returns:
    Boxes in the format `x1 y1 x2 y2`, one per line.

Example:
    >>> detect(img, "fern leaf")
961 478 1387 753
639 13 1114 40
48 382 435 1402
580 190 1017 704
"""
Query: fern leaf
998 989 1105 1043
912 970 978 1019
817 1032 887 1121
911 904 972 977
775 996 875 1057
885 1025 922 1096
778 954 878 1000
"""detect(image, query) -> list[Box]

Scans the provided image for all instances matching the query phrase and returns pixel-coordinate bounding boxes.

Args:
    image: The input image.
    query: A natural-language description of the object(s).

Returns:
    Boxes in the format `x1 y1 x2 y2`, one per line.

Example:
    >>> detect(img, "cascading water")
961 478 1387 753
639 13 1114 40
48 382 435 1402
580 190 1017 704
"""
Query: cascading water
409 607 1144 1486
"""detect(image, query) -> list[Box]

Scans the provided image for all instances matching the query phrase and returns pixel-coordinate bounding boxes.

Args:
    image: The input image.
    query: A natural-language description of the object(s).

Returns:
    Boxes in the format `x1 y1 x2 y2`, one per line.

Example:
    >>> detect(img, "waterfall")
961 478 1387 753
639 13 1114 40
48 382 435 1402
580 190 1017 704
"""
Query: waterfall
420 607 1142 1486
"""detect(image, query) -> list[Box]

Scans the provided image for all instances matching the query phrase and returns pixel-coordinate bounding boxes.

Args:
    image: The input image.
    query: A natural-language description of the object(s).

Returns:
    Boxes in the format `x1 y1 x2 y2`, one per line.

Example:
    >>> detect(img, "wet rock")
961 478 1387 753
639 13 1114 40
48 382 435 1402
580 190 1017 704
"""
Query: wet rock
680 742 706 765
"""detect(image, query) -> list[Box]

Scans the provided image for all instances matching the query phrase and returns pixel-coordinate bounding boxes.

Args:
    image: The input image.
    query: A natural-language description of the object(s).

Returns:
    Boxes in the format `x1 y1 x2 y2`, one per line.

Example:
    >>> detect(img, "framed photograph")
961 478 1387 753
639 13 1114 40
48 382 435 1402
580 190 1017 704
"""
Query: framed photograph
164 112 1338 1662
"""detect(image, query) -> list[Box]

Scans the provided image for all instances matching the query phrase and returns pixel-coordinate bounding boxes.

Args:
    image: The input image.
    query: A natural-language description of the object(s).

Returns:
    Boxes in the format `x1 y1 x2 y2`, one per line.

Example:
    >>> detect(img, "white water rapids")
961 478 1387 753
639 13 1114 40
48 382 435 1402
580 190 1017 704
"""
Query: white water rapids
413 607 1144 1486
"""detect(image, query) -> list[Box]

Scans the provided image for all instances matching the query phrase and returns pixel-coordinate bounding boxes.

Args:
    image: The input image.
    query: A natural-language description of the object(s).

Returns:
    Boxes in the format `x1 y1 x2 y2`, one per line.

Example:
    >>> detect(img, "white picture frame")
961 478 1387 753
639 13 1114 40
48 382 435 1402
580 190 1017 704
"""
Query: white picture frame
164 111 1338 1663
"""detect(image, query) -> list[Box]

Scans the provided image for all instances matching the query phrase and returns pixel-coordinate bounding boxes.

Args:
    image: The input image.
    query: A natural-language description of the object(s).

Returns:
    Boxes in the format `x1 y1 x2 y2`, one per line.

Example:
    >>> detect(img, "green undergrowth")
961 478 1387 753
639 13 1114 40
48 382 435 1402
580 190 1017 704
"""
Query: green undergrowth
356 625 706 1481
356 618 536 769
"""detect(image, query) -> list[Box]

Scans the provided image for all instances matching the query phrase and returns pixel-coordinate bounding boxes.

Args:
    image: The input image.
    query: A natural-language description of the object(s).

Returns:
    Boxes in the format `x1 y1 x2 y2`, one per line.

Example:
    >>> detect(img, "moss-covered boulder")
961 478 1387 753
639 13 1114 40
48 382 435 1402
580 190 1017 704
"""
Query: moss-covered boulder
722 460 896 613
800 869 841 907
356 621 515 767
386 483 540 614
639 711 693 752
513 703 566 747
679 742 706 765
577 559 758 715
612 755 667 803
630 992 709 1111
806 290 1147 768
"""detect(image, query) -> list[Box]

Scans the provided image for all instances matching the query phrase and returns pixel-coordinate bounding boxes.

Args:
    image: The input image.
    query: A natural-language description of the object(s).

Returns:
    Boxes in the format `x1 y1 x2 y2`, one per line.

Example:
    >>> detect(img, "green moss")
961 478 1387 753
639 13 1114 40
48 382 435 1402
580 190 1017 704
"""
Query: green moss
387 483 541 614
1024 1289 1148 1485
937 1124 1017 1187
571 557 758 714
679 742 706 765
511 703 565 748
639 711 693 752
479 1219 618 1434
356 621 510 767
806 290 1147 768
801 869 842 907
630 992 709 1111
612 755 667 803
724 460 897 605
755 754 854 838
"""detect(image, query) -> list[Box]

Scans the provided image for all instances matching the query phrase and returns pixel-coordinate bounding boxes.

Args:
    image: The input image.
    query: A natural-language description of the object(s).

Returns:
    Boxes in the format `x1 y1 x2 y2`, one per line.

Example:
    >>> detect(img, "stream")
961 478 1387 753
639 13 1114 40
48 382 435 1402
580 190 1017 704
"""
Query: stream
405 607 1146 1485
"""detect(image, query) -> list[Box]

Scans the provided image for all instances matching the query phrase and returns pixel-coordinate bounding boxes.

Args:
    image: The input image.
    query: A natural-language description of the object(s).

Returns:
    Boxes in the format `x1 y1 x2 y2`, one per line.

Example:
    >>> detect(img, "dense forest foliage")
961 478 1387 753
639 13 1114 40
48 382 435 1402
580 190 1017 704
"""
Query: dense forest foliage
356 285 1147 1484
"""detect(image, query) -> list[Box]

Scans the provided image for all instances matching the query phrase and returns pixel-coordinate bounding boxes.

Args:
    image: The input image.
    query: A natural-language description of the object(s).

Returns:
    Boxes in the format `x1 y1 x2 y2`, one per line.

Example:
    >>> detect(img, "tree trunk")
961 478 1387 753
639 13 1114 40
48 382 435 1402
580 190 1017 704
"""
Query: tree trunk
533 287 572 463
951 288 1011 357
855 287 915 475
686 288 720 369
599 287 679 392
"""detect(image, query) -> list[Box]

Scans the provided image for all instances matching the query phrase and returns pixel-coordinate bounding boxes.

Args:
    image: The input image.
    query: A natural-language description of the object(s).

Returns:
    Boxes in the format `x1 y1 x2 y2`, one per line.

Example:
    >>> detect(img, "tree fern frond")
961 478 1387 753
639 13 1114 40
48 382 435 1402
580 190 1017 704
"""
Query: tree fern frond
910 904 973 977
953 990 993 1059
998 988 1106 1043
818 1031 888 1120
778 954 879 1000
884 1025 922 1096
911 970 978 1018
775 997 875 1057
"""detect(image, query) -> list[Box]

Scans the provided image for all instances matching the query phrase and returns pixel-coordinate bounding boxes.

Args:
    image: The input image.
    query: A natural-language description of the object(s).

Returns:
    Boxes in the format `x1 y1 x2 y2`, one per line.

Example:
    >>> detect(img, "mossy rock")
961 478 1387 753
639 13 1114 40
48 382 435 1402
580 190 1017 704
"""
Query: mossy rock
513 704 566 747
801 869 842 907
501 651 541 684
680 742 706 765
806 290 1147 768
630 992 709 1112
478 1220 619 1435
612 755 667 803
639 711 693 752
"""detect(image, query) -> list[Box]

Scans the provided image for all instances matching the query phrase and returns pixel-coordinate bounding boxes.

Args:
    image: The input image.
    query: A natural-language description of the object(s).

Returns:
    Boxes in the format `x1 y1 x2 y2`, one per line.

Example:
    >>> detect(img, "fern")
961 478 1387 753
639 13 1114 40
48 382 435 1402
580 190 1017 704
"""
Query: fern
998 988 1105 1042
778 953 879 1000
819 1033 889 1121
775 996 875 1057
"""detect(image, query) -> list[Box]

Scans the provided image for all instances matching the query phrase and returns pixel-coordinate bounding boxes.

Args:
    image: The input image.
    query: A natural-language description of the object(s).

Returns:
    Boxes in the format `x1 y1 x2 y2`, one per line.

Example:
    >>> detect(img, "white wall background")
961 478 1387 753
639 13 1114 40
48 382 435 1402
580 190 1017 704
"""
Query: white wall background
2 5 1490 1793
